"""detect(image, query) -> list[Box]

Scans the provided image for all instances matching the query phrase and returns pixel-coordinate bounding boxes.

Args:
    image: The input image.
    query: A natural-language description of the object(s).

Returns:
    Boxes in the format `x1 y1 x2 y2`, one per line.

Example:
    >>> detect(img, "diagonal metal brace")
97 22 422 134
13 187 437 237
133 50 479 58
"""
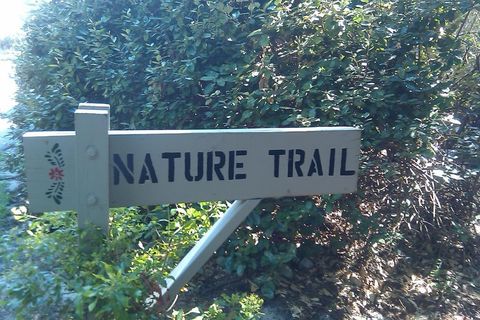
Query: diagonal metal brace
161 199 261 304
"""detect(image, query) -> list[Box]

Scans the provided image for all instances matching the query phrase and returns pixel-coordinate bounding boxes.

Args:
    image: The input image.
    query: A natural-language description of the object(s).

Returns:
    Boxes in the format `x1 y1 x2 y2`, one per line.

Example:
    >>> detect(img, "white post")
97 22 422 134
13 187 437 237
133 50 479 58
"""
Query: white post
78 103 111 129
75 104 110 234
161 199 261 303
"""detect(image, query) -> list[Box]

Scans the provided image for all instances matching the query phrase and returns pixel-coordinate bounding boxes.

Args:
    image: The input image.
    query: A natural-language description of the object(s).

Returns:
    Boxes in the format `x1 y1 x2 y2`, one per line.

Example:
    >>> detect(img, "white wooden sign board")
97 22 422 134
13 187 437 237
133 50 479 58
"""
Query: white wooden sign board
23 104 360 306
24 128 360 212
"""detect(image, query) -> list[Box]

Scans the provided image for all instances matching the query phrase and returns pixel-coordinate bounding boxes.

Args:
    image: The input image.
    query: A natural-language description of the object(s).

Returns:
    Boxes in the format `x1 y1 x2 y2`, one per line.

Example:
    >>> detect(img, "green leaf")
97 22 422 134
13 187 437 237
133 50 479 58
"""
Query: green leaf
260 281 275 299
247 29 262 37
175 309 184 320
188 307 201 314
259 34 269 47
236 263 246 276
241 110 253 122
88 300 97 312
248 2 260 11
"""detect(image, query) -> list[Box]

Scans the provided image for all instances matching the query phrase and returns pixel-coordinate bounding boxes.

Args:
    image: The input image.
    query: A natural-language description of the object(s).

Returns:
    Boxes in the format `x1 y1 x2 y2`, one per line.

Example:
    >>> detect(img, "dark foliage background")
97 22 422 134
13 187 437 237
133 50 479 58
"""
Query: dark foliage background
2 0 479 317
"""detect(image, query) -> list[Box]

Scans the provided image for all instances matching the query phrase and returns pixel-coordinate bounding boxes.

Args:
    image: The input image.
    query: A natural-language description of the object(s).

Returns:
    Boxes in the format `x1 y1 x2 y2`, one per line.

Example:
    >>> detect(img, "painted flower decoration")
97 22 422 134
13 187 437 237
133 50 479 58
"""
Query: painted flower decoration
45 143 65 205
49 167 64 181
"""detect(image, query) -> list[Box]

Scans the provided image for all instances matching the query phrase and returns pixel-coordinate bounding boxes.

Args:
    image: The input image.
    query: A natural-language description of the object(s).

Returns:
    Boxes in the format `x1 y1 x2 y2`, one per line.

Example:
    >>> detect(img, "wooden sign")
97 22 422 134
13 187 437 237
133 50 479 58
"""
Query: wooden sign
24 127 360 212
23 104 361 303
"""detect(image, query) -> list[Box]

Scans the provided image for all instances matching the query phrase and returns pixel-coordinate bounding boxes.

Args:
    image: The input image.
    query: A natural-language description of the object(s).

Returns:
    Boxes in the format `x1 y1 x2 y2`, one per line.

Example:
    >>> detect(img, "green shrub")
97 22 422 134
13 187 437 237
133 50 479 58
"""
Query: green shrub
0 203 227 318
8 0 476 162
171 293 264 320
4 0 479 305
0 182 9 219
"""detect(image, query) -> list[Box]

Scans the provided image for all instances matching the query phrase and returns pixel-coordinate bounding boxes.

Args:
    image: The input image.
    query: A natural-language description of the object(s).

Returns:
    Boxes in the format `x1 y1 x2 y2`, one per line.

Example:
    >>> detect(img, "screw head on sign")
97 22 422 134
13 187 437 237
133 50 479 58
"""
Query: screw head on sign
86 146 98 159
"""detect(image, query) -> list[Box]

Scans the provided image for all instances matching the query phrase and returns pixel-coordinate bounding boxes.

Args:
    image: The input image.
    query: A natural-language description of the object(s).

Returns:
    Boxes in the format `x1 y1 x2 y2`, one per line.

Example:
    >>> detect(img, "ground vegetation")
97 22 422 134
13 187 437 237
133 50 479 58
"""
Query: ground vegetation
1 0 479 318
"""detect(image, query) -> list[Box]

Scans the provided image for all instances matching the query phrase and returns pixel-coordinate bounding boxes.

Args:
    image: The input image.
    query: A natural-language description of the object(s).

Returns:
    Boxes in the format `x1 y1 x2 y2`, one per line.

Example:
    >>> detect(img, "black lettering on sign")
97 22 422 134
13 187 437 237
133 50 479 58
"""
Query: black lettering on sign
139 153 158 184
162 152 181 182
287 149 295 177
269 148 352 178
278 149 306 177
294 149 305 177
328 148 335 176
268 149 285 178
206 151 214 181
235 150 247 180
340 148 355 176
113 153 134 185
214 151 226 181
228 151 235 180
307 149 323 176
185 152 204 182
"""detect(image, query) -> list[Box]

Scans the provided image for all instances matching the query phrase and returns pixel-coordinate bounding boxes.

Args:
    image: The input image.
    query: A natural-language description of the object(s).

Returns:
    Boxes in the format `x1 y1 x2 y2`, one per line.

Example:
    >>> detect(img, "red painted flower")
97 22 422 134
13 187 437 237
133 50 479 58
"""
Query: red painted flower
48 167 64 181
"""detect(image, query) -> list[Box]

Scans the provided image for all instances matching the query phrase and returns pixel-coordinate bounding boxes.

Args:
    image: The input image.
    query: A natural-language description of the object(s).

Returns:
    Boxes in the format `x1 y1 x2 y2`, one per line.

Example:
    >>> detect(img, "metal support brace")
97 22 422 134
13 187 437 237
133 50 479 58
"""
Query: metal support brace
161 199 261 303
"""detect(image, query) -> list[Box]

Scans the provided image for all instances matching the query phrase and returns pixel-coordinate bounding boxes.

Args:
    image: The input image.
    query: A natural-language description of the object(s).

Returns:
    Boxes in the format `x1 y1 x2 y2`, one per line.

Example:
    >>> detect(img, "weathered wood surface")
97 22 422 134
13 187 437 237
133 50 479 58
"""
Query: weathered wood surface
24 127 360 212
75 108 110 232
